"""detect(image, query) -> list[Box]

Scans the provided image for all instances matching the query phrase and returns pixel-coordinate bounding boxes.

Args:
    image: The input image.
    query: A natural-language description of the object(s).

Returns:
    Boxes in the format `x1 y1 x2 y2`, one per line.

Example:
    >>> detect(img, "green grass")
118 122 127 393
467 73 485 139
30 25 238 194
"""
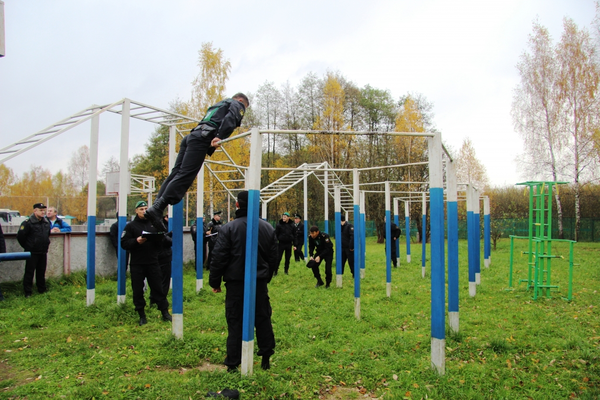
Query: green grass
0 237 599 399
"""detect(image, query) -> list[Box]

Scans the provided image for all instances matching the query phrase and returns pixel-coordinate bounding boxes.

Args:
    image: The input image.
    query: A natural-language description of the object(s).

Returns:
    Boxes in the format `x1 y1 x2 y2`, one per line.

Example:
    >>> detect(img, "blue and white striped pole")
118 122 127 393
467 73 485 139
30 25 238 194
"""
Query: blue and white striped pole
360 191 366 279
196 165 205 292
421 192 427 278
117 99 130 305
484 196 491 268
172 200 183 338
405 201 411 263
446 161 459 333
475 189 481 285
334 185 342 288
241 127 262 376
385 181 392 297
429 132 445 375
303 170 308 260
86 111 99 306
393 198 400 265
324 168 329 234
467 185 476 297
353 168 361 319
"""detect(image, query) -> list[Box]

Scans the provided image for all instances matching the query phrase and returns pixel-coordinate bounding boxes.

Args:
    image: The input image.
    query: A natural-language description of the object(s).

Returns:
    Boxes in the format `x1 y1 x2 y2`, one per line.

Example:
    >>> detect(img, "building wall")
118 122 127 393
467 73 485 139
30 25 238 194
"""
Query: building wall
0 231 196 283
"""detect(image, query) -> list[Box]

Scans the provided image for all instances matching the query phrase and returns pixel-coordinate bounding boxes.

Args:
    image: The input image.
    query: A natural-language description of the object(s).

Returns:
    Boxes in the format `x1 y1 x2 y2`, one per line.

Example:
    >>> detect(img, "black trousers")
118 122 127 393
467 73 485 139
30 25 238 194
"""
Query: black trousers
224 281 275 368
157 130 212 205
130 262 169 313
277 242 292 272
311 254 333 285
341 248 355 277
23 253 47 295
391 239 398 266
293 244 304 261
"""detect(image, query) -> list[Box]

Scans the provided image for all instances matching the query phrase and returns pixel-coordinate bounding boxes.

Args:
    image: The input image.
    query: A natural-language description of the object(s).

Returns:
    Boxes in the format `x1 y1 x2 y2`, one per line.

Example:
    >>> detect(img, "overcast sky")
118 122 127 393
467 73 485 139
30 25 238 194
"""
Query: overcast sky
0 0 596 187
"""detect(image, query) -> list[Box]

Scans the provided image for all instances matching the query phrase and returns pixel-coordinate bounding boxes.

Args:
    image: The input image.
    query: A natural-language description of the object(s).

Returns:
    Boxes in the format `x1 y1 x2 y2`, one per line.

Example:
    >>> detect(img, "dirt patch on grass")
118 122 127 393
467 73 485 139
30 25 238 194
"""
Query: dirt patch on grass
320 385 382 399
0 360 39 392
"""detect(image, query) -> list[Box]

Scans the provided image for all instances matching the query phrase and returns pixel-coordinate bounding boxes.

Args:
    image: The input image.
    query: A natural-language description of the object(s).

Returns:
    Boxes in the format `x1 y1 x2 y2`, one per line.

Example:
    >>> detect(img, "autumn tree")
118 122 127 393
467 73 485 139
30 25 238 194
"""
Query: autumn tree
455 137 490 191
555 18 600 241
190 42 231 119
311 73 346 167
68 145 90 191
0 164 15 196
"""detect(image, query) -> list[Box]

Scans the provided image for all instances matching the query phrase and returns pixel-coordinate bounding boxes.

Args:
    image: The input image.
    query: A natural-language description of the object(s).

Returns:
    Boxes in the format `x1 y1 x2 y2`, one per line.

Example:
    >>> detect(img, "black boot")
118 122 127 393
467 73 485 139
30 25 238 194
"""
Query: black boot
261 356 270 370
161 309 172 322
138 310 147 326
145 197 168 231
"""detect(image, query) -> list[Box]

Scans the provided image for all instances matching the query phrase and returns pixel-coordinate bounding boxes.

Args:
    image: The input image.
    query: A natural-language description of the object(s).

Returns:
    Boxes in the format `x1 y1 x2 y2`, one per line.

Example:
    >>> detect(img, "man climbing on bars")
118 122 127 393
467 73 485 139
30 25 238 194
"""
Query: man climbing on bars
145 93 249 231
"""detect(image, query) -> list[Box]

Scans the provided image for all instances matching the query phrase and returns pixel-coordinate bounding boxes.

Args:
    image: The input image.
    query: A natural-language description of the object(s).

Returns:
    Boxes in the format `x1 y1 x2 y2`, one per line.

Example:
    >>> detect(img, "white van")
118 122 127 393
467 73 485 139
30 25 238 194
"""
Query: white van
0 209 27 226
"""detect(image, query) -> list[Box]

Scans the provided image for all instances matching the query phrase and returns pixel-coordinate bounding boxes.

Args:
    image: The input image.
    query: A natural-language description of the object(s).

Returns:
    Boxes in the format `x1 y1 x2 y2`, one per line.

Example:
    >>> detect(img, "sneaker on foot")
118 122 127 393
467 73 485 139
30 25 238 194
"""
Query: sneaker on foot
139 317 148 326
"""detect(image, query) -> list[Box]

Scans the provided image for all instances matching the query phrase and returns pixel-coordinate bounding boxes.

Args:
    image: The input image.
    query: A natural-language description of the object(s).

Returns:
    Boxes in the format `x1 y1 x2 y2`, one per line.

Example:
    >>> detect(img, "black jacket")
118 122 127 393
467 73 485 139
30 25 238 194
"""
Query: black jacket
341 222 354 250
390 223 401 241
17 214 51 254
209 208 278 289
0 223 5 254
206 218 222 248
158 231 173 261
120 215 160 264
309 232 334 260
196 98 246 141
275 218 295 244
293 221 304 248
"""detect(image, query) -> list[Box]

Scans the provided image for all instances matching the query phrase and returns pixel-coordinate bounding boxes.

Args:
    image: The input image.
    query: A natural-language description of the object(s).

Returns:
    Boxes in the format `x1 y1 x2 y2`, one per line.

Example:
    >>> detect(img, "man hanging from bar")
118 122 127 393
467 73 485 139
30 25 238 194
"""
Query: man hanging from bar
144 93 249 231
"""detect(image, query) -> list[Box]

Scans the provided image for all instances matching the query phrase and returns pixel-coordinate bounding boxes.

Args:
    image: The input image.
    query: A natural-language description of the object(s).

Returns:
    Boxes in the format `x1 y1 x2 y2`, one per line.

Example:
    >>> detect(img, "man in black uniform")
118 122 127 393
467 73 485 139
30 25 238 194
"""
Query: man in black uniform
17 203 51 297
385 216 402 268
121 201 171 326
275 212 295 275
0 223 6 301
209 191 278 372
145 94 249 231
292 213 305 262
157 215 172 301
340 215 355 278
307 226 334 288
204 210 223 270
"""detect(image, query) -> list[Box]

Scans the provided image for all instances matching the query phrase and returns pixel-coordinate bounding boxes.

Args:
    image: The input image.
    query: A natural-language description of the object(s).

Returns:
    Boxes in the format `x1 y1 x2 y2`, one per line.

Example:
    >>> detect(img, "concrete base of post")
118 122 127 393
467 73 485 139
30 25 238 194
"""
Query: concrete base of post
422 266 426 278
169 277 173 290
117 295 126 304
336 275 342 288
449 311 459 333
469 282 476 297
196 279 203 293
241 340 254 376
86 289 95 307
354 297 360 320
407 255 411 263
476 272 481 285
431 337 446 375
172 314 183 339
485 258 490 268
386 282 391 297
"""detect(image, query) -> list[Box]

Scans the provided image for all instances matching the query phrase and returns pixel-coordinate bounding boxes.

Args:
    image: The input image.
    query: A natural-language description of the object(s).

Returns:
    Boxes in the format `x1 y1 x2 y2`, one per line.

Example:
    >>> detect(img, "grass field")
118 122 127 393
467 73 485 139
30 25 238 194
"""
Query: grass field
0 237 598 399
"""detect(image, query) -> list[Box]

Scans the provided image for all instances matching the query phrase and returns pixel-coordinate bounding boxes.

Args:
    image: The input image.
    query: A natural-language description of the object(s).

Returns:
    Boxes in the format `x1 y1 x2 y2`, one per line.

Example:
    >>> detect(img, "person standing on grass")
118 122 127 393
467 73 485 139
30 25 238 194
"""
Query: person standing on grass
17 203 51 298
120 201 171 326
292 213 305 262
154 214 172 305
204 210 223 271
275 212 295 275
307 225 334 288
340 215 355 278
144 94 249 231
385 216 401 268
209 191 278 372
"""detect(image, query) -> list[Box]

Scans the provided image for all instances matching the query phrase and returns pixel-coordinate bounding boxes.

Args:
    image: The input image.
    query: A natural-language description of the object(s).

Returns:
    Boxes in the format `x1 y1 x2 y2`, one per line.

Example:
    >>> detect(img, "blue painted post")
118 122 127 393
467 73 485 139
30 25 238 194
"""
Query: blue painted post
117 99 130 305
324 168 329 234
385 181 392 297
303 170 308 259
172 201 183 338
241 128 262 376
429 132 445 375
393 198 400 265
467 185 476 297
334 185 342 288
484 196 491 268
86 111 99 306
447 161 459 333
405 201 411 263
353 169 361 320
196 165 205 292
475 189 481 285
421 193 427 278
360 191 366 279
0 252 30 261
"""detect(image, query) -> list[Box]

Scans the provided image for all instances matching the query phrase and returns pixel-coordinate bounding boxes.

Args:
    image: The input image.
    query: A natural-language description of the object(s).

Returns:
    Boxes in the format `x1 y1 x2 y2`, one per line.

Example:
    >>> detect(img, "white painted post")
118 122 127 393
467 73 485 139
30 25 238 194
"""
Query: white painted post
335 185 342 288
86 111 99 306
324 168 329 234
421 193 427 279
405 201 411 263
117 99 130 305
385 181 391 298
446 161 459 333
196 165 204 292
353 169 361 320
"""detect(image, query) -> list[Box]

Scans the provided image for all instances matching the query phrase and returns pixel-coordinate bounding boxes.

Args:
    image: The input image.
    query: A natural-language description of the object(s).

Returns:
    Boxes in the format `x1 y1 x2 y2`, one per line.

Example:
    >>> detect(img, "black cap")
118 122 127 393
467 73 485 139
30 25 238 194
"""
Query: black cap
237 191 248 209
294 213 302 219
340 215 346 221
33 203 47 209
213 210 222 216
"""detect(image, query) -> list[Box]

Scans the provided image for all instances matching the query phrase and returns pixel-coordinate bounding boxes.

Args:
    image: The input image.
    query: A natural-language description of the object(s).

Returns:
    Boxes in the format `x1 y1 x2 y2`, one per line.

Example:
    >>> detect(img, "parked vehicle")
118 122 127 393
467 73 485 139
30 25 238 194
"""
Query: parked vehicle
0 209 27 226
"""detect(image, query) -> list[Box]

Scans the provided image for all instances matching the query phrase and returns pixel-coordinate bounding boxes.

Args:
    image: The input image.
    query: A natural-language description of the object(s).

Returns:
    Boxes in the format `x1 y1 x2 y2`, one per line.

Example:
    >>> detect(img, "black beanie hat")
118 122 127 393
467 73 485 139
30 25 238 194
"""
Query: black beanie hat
237 191 249 209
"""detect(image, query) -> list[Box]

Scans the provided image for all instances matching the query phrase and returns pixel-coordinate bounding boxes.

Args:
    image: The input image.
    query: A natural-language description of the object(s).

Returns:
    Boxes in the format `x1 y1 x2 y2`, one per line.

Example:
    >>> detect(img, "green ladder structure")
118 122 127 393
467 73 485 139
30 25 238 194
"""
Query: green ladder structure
508 181 576 301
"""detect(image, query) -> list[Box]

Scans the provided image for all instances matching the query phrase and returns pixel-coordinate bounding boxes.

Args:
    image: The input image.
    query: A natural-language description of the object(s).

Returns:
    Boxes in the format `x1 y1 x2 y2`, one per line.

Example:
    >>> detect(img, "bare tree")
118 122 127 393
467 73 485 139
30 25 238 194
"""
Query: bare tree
68 145 90 191
455 137 490 192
